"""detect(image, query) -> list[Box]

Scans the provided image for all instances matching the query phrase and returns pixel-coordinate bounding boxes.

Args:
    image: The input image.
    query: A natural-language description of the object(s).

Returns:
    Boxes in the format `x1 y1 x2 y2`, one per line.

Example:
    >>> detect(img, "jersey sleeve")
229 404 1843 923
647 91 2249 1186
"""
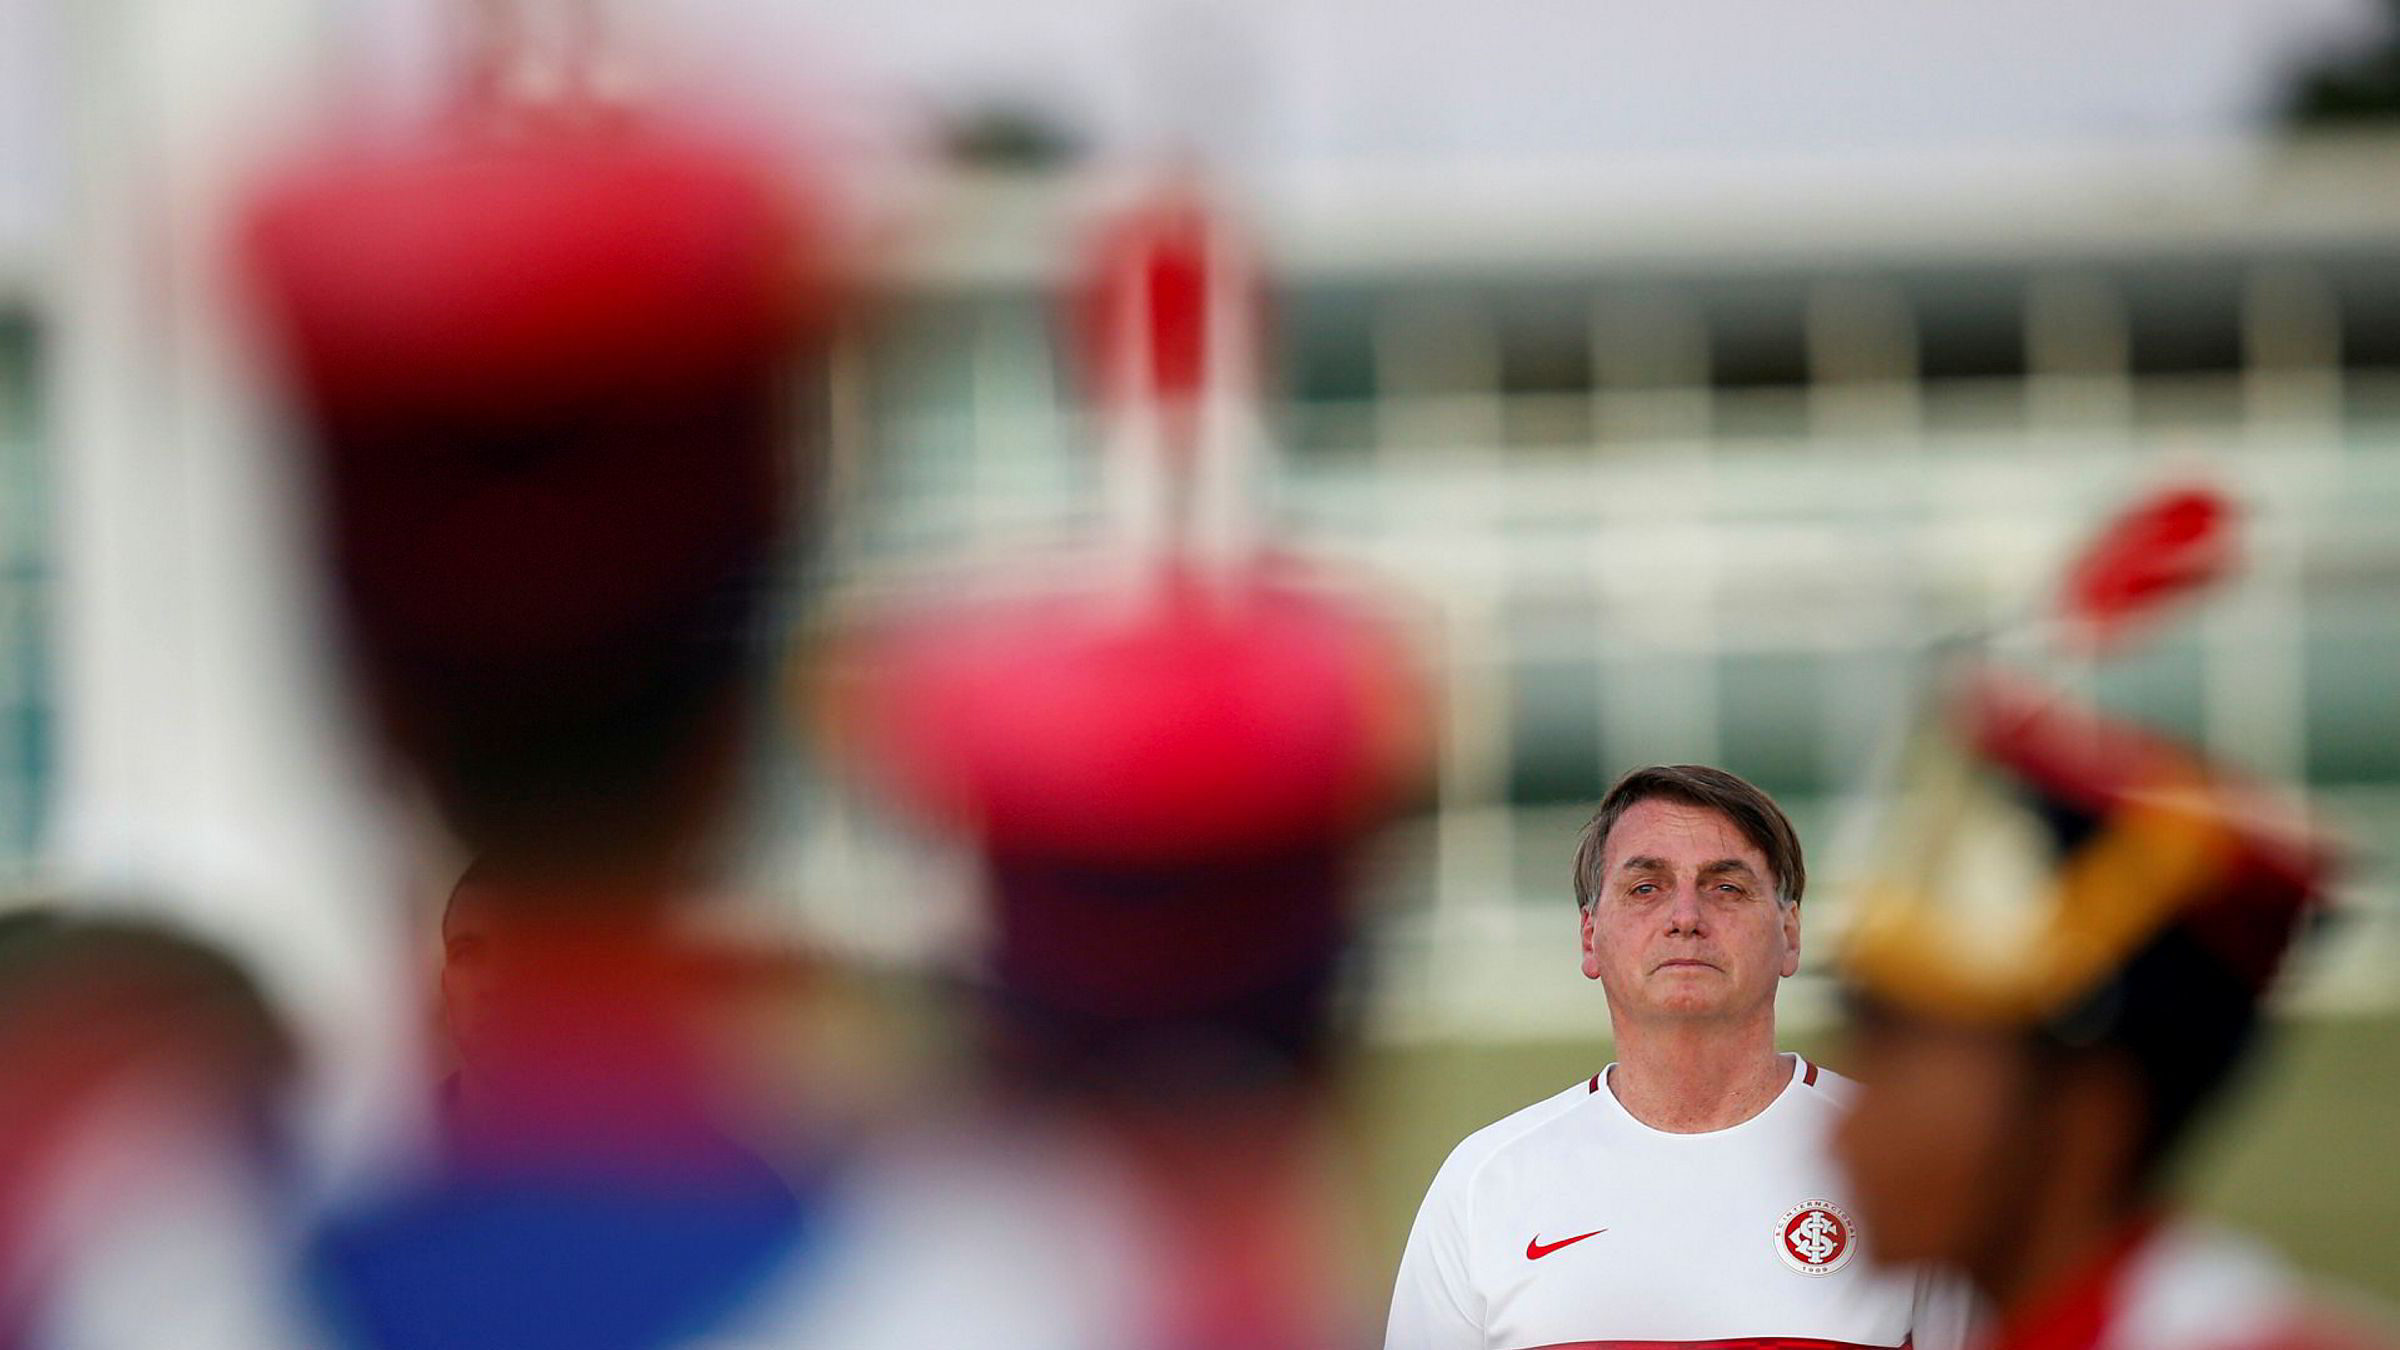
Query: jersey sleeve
1905 1262 1985 1350
1384 1144 1486 1350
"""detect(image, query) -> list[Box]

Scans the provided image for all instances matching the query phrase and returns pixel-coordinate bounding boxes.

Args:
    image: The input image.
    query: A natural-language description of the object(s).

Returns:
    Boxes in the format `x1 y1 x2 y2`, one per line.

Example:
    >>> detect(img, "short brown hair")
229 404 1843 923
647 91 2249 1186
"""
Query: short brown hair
1572 765 1805 910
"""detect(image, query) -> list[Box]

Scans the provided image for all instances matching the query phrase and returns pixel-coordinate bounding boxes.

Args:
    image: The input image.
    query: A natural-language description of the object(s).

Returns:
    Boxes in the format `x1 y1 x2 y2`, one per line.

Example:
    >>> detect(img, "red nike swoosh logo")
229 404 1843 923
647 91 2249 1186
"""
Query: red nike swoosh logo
1526 1229 1608 1260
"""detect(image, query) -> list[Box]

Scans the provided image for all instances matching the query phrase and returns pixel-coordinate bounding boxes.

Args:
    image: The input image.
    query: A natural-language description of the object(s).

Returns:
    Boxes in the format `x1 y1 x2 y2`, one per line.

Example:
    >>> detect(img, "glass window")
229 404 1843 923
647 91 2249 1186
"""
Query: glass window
0 310 47 877
1718 650 1824 799
1507 656 1604 806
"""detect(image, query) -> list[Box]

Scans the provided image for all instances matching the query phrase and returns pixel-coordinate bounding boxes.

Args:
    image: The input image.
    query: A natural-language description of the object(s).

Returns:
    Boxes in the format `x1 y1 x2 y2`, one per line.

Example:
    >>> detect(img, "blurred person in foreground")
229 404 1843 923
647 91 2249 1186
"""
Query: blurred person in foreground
0 908 302 1347
241 45 850 1338
1387 764 1978 1350
1832 667 2395 1350
805 185 1437 1348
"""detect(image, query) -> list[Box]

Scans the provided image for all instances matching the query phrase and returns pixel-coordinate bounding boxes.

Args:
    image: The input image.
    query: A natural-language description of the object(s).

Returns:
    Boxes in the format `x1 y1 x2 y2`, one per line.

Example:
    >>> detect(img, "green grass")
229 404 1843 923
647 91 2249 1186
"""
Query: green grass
2180 1013 2400 1302
1344 1012 2400 1307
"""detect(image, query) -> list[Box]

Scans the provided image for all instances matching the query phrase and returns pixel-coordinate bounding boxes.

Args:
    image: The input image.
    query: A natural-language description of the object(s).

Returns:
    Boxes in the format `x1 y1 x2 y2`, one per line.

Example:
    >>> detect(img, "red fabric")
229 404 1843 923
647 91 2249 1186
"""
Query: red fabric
1519 1338 1909 1350
243 125 813 668
1982 1218 2396 1350
1984 1216 2164 1350
1959 671 2201 817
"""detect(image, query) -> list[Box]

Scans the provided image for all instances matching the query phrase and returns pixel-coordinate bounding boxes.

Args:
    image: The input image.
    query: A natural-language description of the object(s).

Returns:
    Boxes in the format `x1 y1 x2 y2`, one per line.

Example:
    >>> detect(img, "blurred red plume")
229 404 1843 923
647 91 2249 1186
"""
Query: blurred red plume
2059 483 2236 652
1072 188 1260 436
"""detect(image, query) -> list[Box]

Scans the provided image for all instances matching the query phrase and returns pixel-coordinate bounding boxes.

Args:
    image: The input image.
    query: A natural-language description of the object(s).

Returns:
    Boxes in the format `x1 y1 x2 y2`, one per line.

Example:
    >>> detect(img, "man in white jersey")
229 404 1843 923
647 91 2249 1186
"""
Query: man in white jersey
1387 764 1977 1350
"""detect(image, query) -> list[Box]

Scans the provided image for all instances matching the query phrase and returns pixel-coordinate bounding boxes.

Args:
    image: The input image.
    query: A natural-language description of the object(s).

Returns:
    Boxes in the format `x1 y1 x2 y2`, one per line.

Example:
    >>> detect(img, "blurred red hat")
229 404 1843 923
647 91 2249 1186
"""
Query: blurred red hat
244 121 839 867
849 565 1428 867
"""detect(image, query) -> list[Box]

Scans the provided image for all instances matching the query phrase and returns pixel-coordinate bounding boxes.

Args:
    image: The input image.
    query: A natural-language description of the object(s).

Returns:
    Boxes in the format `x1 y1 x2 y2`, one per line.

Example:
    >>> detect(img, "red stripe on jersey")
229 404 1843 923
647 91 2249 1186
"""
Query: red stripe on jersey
1589 1074 1602 1094
1802 1059 1820 1087
1520 1339 1906 1350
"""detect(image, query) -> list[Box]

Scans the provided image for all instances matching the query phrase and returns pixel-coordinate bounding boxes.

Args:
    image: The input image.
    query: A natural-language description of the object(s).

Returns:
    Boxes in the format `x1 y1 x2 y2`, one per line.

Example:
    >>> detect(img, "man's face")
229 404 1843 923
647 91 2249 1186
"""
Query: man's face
1829 1013 2030 1269
1578 798 1800 1026
439 882 504 1075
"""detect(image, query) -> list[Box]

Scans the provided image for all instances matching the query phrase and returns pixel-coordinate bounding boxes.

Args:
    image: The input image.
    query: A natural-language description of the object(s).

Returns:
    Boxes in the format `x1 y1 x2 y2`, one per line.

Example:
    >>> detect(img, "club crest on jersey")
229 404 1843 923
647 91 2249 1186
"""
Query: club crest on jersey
1775 1200 1854 1275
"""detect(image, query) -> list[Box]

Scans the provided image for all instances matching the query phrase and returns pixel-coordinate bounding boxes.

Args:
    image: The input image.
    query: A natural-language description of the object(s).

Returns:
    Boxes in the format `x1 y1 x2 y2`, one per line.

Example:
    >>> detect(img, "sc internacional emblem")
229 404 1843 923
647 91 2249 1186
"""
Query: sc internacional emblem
1775 1200 1855 1275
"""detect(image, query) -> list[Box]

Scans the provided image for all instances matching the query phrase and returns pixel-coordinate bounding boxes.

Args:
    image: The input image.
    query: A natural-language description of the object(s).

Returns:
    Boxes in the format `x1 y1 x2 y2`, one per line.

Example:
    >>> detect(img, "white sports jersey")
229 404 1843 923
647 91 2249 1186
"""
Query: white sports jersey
1386 1055 1978 1350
